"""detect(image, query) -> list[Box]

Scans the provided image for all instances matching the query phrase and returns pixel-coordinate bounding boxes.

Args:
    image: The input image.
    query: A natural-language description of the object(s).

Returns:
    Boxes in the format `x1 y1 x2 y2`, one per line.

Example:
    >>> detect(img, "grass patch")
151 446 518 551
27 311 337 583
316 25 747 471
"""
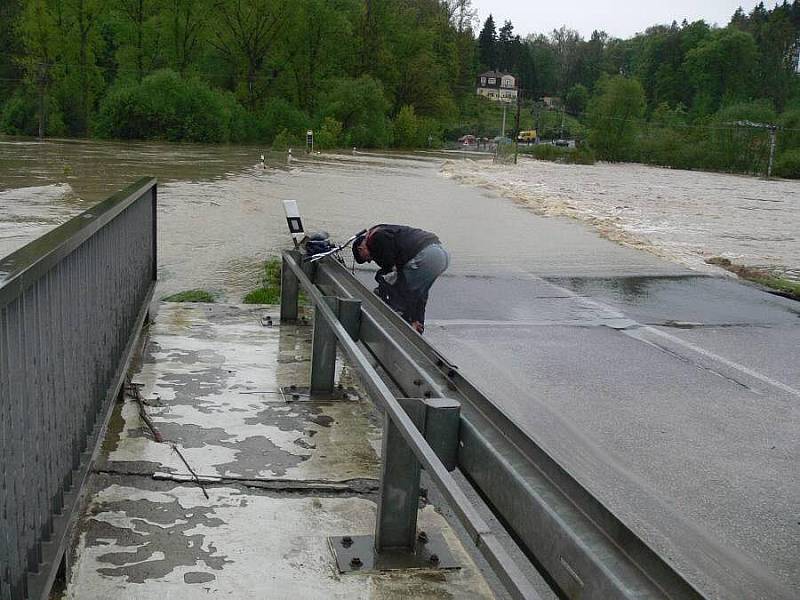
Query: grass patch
162 289 216 302
243 287 281 304
706 257 800 300
243 258 283 304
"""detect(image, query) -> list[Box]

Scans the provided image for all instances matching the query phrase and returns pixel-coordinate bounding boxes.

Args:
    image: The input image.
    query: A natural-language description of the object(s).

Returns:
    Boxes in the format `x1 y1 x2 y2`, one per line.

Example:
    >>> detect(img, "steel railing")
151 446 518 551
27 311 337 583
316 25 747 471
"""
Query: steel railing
0 178 157 600
282 250 713 600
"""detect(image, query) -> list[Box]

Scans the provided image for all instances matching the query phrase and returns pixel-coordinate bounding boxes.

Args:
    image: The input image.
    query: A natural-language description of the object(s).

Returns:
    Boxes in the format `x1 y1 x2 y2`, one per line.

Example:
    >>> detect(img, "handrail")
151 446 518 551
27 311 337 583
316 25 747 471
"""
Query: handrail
0 177 157 309
0 178 157 600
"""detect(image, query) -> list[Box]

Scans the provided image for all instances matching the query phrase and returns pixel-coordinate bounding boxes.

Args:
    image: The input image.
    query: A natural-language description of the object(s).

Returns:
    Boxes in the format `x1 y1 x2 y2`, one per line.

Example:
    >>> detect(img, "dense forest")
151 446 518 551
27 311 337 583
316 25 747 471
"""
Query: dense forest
2 0 800 176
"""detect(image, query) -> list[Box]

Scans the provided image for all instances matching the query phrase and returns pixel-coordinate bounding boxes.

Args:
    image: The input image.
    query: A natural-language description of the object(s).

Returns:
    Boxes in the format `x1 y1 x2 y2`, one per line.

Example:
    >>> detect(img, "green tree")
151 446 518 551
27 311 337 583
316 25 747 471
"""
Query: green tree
0 0 24 105
287 0 356 114
565 83 588 115
18 0 62 137
477 14 496 70
163 0 212 74
318 76 390 147
393 104 418 147
587 75 646 160
684 28 759 116
115 0 160 83
210 0 293 109
709 99 776 173
57 0 106 135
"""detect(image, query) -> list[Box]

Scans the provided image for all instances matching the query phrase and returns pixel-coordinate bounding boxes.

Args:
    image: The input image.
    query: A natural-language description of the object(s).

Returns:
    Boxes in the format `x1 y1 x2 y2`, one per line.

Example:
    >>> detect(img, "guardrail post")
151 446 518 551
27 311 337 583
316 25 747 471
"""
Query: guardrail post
310 296 339 395
280 250 300 322
422 398 461 471
375 398 426 552
338 298 362 341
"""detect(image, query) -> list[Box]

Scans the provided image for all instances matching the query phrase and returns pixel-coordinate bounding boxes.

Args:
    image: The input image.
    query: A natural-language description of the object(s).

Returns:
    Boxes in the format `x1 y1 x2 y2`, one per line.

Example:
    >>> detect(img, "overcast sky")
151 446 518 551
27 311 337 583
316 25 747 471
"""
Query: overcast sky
471 1 770 39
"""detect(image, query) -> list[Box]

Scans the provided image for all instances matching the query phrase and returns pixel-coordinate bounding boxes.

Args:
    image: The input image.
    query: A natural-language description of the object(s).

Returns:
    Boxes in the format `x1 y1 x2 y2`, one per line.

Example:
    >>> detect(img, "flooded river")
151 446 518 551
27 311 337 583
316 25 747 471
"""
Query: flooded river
1 137 798 299
443 157 800 280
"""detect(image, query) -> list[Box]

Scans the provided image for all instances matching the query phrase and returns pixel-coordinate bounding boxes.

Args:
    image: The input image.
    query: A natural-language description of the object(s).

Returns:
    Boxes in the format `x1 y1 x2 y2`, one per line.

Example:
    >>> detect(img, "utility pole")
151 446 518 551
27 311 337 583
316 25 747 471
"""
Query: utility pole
501 103 507 138
767 125 777 178
513 86 522 164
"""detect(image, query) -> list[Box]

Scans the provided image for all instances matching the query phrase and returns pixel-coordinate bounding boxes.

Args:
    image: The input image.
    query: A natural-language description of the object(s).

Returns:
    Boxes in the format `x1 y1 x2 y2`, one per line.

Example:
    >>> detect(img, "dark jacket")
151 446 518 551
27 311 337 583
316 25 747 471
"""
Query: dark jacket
366 224 439 274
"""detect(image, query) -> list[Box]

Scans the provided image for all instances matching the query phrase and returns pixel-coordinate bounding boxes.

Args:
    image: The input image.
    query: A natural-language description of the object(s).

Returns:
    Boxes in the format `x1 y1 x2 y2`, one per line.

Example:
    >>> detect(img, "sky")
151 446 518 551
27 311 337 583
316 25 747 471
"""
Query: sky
471 1 769 39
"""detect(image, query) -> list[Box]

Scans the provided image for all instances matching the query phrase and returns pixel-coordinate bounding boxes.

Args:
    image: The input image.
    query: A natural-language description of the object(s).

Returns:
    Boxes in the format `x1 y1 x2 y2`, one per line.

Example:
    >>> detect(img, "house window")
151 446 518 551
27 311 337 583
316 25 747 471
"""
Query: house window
480 77 486 86
488 77 496 85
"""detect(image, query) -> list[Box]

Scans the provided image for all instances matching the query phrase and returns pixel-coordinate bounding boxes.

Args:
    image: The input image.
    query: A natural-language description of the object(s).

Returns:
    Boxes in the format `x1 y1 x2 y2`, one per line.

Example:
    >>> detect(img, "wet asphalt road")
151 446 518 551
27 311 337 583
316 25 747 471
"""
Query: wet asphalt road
311 153 800 599
412 269 800 599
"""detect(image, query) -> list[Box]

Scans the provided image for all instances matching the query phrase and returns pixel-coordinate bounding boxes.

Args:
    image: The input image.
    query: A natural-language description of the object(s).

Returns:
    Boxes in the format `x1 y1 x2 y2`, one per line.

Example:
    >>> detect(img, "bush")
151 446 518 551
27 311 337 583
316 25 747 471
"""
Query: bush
393 105 418 148
315 116 343 149
773 149 800 178
271 127 303 151
318 76 391 148
708 100 777 174
257 98 309 144
1 90 67 136
93 70 234 142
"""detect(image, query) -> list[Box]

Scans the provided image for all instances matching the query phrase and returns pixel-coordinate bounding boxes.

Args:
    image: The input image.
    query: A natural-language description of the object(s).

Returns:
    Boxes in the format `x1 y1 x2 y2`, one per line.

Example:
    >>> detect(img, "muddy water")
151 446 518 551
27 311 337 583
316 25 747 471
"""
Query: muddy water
2 137 798 301
443 158 800 280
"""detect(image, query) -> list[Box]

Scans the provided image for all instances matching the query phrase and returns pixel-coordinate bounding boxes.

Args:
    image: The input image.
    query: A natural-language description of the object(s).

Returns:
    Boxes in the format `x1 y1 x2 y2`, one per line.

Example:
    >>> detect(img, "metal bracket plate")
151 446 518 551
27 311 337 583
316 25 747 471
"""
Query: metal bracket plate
279 385 352 402
328 532 460 573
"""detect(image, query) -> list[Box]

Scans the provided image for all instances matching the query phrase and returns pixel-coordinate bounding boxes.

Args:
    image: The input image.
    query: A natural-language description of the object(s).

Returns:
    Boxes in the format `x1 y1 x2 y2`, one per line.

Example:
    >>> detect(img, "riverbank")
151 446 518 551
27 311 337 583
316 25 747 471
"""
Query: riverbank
441 157 800 290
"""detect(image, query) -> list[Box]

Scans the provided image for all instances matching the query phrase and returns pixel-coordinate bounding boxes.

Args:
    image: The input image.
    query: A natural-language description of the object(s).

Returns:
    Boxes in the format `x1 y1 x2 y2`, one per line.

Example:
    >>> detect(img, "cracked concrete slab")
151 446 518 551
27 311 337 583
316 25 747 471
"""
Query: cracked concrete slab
103 303 381 482
65 478 494 599
64 302 496 599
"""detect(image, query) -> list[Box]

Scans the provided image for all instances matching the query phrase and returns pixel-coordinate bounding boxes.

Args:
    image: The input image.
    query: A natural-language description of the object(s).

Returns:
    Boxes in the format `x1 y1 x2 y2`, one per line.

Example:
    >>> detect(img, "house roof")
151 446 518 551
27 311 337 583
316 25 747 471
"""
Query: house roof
479 71 514 79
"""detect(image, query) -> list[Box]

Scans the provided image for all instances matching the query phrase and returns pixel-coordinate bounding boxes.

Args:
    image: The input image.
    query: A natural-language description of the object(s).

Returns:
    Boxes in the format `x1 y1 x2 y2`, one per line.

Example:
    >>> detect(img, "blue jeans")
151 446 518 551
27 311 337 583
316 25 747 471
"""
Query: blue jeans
400 243 450 325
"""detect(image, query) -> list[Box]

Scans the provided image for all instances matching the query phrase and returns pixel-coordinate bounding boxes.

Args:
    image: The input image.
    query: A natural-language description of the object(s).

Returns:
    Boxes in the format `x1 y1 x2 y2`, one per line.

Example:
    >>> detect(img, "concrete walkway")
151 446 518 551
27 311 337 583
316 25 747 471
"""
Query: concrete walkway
62 302 495 599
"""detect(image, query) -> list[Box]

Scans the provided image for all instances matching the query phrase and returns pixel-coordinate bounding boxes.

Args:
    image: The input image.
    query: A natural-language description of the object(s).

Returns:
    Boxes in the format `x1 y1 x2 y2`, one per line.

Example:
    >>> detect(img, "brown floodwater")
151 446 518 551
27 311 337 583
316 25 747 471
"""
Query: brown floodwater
2 136 798 302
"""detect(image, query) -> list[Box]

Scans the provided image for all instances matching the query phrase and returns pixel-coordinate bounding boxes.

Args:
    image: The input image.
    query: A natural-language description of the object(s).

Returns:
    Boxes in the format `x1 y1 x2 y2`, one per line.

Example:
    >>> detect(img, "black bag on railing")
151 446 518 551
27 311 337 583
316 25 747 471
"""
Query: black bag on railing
304 231 334 256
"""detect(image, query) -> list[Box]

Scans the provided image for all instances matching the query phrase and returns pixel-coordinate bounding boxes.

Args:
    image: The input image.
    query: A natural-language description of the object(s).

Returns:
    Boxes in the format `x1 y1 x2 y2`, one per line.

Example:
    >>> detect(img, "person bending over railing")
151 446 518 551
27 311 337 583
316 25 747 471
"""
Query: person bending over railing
352 224 449 333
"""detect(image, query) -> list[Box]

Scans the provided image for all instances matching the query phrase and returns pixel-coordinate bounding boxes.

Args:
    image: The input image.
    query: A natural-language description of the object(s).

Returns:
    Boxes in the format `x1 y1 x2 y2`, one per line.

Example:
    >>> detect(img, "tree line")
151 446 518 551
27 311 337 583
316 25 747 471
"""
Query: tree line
2 1 800 176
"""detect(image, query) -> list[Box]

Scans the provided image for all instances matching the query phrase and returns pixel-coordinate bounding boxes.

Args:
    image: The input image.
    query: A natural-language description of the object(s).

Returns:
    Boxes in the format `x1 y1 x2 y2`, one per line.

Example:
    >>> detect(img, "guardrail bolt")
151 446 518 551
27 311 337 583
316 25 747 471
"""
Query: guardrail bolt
423 391 431 398
350 556 362 568
417 531 428 544
341 536 353 548
447 369 456 378
413 379 422 386
429 554 439 564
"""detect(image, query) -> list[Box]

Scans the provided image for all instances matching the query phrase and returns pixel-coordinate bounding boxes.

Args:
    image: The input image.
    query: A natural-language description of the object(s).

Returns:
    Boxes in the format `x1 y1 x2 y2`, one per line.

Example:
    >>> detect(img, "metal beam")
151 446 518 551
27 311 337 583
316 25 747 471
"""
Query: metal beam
305 257 706 600
282 252 542 600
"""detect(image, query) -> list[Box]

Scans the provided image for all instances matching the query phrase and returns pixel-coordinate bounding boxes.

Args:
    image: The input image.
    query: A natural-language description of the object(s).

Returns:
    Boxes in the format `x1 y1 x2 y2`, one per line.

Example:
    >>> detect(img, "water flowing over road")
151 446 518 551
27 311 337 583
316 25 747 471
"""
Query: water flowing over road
442 157 800 281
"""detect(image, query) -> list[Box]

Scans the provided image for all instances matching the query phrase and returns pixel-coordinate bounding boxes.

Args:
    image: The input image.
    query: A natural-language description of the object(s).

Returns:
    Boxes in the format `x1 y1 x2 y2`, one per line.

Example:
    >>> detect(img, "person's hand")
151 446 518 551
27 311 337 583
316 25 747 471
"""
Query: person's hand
411 321 424 334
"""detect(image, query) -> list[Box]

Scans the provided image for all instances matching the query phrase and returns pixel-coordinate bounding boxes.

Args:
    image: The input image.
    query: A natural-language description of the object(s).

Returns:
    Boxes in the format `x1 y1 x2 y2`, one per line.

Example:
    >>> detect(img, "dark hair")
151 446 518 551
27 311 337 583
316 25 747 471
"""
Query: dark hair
352 233 367 264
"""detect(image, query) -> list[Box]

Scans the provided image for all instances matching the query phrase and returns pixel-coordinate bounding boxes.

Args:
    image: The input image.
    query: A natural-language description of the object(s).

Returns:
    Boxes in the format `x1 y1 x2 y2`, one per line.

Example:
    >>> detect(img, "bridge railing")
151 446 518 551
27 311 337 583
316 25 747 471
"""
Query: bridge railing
0 177 157 600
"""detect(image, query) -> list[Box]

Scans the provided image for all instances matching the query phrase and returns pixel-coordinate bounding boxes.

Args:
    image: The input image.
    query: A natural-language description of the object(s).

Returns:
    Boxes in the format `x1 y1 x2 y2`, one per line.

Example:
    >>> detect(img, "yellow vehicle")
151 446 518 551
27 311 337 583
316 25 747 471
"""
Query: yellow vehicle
517 130 537 143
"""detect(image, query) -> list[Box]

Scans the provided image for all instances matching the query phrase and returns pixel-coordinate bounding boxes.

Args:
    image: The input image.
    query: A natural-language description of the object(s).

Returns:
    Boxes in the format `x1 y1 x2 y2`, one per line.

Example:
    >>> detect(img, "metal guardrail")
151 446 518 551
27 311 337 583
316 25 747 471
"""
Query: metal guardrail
282 251 707 600
0 178 157 600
